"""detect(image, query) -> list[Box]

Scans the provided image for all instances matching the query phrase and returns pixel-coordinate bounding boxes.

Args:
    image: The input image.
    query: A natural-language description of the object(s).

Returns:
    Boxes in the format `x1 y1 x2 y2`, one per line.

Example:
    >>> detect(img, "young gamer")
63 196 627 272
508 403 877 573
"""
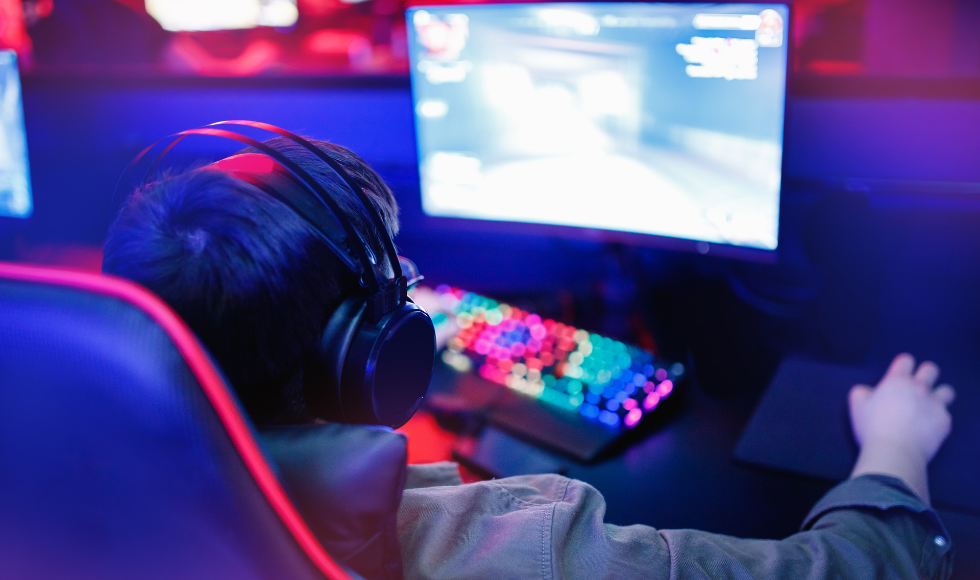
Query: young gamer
103 122 955 580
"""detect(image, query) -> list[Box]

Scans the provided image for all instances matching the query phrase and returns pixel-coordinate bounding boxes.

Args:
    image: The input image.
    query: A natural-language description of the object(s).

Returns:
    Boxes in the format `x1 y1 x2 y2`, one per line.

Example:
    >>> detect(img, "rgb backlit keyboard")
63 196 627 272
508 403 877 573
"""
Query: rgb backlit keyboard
422 285 684 432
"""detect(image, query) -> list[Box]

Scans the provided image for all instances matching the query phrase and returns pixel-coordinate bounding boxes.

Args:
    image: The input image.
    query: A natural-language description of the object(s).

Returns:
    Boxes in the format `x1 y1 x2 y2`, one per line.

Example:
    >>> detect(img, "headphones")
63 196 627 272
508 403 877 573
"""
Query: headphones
114 121 436 429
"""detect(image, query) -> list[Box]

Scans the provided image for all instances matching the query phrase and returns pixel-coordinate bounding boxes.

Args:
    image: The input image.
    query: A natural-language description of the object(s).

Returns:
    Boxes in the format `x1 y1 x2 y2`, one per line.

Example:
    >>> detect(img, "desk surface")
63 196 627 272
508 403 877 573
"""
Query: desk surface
735 356 980 514
404 377 980 578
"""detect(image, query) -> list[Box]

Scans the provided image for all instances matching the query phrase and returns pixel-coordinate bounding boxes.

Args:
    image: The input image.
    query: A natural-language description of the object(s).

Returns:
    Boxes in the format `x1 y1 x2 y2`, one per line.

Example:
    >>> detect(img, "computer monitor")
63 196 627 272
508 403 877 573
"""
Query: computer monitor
0 50 32 220
406 3 789 260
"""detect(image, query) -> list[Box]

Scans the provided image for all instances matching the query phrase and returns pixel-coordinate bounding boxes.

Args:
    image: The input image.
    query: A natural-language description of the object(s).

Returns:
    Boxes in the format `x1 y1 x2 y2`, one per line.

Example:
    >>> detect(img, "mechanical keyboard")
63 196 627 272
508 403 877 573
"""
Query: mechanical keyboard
413 284 686 462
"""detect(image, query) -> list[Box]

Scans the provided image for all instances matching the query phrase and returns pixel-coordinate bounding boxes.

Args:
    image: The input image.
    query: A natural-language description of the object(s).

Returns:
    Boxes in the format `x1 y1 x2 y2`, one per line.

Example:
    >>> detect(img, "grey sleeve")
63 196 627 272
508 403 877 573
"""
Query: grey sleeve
398 473 952 580
398 473 671 580
659 475 952 580
404 462 464 490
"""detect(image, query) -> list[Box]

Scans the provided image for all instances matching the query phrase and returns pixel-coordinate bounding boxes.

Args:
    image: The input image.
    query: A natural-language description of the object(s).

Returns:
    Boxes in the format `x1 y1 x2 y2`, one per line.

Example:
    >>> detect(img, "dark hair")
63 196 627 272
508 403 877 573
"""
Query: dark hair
103 137 399 424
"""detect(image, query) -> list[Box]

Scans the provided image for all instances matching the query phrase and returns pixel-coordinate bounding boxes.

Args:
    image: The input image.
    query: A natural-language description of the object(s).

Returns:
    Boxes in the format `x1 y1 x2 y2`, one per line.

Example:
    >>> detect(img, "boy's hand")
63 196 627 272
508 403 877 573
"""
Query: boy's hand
848 353 955 503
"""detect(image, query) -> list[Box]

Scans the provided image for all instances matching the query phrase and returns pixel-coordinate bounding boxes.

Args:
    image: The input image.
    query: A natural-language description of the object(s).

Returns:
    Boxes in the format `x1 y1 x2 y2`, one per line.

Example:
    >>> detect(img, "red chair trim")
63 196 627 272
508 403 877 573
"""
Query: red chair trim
0 262 353 580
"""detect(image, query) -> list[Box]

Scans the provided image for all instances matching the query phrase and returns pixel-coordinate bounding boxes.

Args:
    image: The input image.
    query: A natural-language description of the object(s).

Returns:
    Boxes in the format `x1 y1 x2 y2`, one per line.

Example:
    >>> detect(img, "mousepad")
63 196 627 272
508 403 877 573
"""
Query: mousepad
735 356 979 514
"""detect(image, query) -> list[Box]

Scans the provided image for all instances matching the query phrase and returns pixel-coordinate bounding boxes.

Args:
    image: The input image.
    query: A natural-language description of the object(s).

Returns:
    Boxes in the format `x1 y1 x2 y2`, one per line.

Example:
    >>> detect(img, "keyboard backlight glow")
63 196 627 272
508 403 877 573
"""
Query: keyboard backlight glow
624 408 643 428
643 392 662 411
599 410 620 427
427 285 679 431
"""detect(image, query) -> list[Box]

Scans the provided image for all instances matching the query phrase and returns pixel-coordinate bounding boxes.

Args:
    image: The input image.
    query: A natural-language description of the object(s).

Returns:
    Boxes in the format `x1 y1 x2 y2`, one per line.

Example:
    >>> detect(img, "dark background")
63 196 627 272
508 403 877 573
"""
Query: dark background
2 0 980 576
5 74 979 570
9 75 980 375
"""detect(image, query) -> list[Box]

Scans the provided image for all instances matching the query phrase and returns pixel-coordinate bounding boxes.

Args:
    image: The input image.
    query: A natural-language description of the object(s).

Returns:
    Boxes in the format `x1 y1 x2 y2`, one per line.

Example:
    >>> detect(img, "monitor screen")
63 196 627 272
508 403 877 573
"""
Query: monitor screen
407 3 789 254
0 50 31 220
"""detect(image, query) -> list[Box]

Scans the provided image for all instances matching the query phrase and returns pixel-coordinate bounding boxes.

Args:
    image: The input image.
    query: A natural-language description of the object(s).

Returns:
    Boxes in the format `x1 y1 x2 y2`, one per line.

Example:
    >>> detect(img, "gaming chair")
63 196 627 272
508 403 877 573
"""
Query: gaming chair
0 261 359 580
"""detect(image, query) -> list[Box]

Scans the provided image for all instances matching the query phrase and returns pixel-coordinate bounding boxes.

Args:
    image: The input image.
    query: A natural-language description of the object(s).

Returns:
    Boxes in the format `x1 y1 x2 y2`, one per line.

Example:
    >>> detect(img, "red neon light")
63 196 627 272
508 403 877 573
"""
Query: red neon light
211 153 278 174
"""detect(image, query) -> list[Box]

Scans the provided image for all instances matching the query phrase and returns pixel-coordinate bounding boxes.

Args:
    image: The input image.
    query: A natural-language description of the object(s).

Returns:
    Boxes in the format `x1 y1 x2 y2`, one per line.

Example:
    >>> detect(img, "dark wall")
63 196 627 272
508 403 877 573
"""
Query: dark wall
12 76 980 385
17 77 417 244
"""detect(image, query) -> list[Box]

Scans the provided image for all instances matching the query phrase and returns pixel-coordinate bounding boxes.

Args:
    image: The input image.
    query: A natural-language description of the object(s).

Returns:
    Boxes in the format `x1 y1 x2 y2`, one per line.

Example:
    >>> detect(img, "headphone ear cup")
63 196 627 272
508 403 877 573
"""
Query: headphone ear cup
306 295 368 424
306 296 436 428
340 301 436 428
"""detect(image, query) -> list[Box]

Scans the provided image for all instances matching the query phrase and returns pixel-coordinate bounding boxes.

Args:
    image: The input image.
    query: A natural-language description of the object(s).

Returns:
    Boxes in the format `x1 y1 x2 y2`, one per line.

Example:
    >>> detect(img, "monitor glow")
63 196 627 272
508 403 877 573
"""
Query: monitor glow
0 50 32 220
407 3 789 253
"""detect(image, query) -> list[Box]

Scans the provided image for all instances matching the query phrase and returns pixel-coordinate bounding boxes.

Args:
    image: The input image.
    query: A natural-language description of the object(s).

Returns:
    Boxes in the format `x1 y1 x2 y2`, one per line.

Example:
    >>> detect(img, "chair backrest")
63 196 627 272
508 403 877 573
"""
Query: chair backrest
0 262 355 580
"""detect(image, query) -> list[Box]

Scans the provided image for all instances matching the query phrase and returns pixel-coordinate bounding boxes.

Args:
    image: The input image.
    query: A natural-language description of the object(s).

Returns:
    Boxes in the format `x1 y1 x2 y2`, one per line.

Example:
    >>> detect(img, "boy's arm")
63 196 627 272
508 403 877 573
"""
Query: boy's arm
655 352 956 579
398 353 957 580
400 471 953 580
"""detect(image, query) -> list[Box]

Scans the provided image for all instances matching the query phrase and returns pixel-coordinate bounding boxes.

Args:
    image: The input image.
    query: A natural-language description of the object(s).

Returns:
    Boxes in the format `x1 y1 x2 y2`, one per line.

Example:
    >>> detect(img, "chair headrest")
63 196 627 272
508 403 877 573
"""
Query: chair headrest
0 262 352 580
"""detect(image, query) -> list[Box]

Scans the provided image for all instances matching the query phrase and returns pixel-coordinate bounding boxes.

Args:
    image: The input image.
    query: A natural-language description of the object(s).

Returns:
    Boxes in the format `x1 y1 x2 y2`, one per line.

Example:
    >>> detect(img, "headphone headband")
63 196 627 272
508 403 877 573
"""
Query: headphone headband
112 123 396 296
211 121 403 280
215 154 361 274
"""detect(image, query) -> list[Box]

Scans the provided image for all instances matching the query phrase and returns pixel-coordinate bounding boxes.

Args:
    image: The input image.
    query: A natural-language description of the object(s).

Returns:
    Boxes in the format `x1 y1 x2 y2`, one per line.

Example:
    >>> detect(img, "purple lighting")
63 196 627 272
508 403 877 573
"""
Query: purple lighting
474 339 490 355
529 323 547 341
643 392 661 411
624 408 642 428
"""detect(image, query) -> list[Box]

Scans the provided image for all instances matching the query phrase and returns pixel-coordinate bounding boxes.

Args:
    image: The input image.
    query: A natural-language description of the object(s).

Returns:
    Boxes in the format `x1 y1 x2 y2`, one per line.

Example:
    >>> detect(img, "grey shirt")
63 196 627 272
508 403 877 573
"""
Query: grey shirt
398 463 953 579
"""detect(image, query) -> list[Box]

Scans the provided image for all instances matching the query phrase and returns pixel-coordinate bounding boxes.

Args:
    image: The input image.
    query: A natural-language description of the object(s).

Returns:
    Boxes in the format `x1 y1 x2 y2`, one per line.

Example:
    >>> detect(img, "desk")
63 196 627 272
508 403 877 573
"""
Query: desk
403 378 980 578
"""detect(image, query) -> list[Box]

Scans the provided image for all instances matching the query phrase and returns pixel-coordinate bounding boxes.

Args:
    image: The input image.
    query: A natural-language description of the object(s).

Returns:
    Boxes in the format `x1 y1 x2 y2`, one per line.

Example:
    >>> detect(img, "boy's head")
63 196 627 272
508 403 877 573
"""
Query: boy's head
103 136 399 424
